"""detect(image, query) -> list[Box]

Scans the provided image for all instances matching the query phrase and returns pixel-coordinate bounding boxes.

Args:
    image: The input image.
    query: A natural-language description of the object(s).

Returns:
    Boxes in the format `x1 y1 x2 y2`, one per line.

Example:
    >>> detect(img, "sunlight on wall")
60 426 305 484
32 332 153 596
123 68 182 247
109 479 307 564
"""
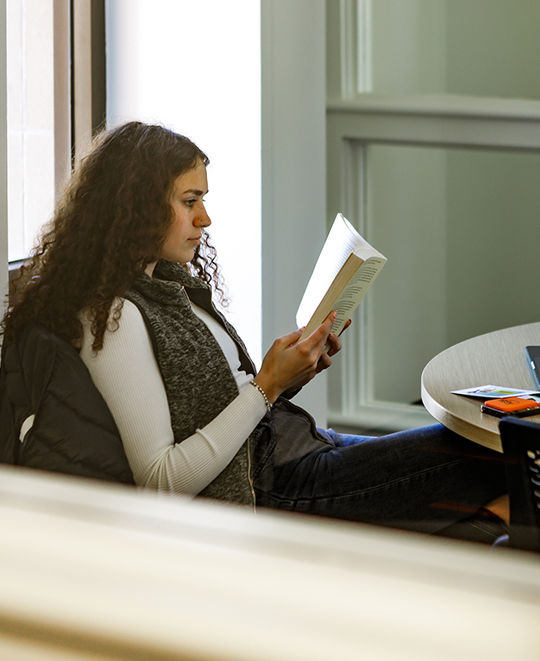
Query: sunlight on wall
106 0 262 364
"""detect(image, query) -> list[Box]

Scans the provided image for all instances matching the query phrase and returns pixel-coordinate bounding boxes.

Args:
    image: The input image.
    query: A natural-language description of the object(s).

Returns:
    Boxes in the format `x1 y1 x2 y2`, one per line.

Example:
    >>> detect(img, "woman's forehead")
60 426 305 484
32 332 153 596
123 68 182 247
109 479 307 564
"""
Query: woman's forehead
172 162 208 194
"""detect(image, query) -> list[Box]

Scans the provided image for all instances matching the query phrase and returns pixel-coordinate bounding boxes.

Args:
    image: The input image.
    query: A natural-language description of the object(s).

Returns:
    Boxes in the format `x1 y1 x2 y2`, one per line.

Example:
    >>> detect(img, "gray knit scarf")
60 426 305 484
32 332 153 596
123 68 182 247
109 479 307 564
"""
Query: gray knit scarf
124 259 256 506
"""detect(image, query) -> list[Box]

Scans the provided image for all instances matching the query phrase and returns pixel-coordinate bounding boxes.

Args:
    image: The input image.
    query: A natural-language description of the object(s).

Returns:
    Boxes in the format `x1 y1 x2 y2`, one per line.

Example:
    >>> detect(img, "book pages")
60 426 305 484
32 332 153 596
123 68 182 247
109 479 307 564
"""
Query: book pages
329 256 386 336
296 213 386 336
296 214 361 328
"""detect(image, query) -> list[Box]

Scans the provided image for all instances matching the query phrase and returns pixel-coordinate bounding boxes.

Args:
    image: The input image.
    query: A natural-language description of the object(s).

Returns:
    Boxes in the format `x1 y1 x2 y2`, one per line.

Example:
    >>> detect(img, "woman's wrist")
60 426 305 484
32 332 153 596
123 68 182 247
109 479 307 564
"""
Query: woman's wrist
250 380 273 412
252 375 280 406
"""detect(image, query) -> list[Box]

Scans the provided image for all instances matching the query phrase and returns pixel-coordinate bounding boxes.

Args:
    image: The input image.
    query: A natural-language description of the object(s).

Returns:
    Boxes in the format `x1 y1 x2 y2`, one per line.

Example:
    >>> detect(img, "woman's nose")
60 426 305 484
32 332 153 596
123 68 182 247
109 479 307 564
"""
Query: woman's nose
195 204 211 227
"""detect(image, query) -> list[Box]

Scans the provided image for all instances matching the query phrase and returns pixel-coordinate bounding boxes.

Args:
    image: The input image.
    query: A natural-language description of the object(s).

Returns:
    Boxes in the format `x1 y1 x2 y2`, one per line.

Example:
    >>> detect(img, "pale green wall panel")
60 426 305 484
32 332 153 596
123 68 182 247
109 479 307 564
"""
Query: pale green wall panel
369 145 447 405
446 150 540 346
446 0 540 99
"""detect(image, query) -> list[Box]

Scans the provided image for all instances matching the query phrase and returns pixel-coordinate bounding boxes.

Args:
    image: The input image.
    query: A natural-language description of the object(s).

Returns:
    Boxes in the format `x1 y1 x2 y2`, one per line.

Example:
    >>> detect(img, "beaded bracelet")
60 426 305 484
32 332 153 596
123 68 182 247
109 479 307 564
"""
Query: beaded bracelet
250 380 272 412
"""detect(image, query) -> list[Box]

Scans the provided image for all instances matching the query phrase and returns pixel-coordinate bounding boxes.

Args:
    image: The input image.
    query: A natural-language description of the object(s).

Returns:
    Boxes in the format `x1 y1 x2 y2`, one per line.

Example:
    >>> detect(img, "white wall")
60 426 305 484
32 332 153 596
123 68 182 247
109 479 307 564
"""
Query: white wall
106 0 262 364
261 0 328 422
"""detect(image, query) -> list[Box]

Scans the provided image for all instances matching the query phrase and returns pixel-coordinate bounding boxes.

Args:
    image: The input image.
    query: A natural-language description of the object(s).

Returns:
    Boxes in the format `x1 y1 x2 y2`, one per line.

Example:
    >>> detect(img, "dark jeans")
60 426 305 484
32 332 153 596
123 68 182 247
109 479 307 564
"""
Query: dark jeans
254 424 507 536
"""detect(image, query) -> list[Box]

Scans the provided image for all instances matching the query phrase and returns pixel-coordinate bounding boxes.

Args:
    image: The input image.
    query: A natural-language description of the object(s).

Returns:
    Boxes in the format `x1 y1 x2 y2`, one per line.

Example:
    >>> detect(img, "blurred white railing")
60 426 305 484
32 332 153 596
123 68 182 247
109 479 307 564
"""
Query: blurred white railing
0 464 539 660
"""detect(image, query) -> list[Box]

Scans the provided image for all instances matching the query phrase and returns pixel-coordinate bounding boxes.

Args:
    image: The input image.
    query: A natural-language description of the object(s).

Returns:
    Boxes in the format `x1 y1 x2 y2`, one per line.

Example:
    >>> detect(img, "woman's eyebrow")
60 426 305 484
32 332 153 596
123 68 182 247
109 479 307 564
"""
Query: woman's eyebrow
181 188 208 196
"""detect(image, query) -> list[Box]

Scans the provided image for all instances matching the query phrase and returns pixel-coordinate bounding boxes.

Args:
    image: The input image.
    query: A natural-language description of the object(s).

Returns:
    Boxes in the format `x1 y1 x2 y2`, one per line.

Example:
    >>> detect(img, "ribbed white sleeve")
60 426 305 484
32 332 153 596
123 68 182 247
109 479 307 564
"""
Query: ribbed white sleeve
79 300 268 496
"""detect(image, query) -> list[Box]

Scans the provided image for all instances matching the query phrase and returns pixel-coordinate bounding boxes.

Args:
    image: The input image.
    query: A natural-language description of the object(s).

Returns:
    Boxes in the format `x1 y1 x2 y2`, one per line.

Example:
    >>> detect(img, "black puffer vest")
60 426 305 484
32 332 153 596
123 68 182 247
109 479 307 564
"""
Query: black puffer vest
0 323 135 484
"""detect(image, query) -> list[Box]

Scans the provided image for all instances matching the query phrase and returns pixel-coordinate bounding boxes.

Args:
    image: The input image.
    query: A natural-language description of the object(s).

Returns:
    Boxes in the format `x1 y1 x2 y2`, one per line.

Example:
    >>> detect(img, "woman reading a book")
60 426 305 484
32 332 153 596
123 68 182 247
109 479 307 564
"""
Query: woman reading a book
1 121 508 543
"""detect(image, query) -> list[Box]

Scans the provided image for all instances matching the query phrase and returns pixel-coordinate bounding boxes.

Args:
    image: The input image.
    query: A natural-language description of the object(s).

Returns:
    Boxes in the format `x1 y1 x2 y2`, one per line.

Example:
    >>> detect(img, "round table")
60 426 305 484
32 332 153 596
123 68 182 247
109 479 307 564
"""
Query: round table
421 322 540 452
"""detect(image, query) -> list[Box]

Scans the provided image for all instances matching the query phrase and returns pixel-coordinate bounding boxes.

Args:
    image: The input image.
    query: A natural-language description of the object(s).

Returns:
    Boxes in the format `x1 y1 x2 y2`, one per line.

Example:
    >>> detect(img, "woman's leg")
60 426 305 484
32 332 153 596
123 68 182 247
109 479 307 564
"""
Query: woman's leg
255 424 507 537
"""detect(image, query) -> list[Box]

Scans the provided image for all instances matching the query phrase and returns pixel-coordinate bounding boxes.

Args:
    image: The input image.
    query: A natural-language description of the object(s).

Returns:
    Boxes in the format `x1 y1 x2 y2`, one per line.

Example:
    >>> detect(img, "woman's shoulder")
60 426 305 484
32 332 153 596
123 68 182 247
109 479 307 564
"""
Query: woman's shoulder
79 298 148 354
80 296 143 322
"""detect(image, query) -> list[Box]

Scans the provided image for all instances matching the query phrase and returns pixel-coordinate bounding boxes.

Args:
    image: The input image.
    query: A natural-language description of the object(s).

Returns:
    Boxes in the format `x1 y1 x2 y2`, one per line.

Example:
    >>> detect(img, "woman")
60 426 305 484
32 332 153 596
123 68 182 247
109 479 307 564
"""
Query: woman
2 121 508 541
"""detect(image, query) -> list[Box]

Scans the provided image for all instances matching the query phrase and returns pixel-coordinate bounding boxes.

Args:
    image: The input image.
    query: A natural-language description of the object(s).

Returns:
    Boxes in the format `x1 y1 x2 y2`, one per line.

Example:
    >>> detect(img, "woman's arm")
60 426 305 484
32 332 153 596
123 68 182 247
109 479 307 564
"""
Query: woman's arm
80 300 267 495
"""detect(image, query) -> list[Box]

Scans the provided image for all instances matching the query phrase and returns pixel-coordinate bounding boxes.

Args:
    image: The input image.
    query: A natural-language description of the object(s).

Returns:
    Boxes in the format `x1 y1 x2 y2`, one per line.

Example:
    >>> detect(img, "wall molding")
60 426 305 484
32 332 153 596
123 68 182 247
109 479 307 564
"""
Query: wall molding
327 92 540 431
328 93 540 152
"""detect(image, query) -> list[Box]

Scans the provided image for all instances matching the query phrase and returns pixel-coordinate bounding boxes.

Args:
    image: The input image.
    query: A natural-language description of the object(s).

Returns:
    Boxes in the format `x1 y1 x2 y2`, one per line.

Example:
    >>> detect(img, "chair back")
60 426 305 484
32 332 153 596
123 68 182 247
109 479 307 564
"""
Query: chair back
499 416 540 552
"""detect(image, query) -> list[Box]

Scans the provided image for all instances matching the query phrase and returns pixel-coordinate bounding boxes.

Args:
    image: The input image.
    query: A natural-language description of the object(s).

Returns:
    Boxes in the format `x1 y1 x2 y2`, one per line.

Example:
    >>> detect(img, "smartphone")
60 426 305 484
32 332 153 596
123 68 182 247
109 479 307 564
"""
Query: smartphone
481 397 540 418
526 346 540 390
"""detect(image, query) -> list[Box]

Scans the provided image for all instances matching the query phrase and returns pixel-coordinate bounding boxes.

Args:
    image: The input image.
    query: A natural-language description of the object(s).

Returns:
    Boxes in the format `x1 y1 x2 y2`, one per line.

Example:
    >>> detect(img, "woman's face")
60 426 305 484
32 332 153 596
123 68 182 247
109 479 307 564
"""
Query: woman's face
160 161 211 265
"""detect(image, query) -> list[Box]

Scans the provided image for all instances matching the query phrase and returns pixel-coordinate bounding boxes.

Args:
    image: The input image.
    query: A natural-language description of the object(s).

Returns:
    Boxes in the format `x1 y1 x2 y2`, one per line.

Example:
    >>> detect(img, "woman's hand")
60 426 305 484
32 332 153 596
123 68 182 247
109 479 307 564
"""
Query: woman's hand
253 311 338 404
301 318 350 381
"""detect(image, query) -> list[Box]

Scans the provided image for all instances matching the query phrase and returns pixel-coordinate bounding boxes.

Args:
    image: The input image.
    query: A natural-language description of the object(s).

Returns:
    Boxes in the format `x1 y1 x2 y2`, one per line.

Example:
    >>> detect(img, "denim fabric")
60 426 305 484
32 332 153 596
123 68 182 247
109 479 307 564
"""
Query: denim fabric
254 424 507 536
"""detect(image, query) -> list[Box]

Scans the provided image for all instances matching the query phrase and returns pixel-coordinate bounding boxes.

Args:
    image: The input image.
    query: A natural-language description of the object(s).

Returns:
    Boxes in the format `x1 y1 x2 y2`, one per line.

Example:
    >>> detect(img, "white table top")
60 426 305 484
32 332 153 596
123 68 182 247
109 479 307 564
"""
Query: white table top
421 322 540 452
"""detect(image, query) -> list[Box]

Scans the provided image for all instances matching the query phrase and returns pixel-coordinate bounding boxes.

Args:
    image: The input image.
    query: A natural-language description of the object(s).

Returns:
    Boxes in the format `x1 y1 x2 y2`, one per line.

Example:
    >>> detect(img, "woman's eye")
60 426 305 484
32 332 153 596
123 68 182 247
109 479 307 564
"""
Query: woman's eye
184 199 196 208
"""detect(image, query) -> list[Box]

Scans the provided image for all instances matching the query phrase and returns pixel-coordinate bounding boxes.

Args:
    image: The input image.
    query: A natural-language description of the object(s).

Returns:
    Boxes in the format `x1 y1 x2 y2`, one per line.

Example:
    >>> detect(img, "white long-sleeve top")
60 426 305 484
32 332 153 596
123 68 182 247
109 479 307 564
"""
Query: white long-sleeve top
79 299 268 495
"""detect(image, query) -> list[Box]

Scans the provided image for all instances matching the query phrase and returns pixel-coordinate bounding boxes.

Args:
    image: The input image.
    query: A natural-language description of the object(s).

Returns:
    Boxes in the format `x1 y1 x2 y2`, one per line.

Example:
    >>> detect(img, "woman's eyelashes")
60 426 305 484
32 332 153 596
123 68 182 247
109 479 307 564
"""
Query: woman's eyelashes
184 196 206 208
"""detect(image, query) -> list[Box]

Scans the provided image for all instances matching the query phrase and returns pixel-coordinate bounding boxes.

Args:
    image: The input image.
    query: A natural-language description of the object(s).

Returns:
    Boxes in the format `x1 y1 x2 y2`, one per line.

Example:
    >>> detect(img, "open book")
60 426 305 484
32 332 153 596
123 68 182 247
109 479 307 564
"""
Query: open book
296 213 387 341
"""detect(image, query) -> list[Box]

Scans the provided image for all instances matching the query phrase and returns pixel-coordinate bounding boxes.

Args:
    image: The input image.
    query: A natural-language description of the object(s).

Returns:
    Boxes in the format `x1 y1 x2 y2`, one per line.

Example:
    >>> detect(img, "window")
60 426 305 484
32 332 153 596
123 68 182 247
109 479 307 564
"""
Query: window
7 0 104 264
7 0 57 262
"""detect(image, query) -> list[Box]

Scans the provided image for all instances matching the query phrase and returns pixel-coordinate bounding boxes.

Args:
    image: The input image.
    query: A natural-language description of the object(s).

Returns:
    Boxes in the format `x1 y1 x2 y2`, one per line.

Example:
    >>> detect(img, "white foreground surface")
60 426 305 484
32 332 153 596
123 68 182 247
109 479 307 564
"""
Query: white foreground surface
0 465 539 660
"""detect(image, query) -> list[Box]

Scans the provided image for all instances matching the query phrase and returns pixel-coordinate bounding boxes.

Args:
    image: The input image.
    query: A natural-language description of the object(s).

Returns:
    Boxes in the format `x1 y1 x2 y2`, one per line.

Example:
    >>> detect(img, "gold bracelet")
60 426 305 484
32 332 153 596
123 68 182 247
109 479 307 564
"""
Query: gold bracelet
250 380 272 412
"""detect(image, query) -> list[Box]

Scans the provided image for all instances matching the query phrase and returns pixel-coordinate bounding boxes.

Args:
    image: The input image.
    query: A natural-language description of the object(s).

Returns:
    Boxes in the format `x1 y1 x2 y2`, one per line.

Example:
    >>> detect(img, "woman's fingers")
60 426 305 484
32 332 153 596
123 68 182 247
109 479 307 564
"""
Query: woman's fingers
339 319 352 336
274 327 304 348
315 351 332 373
325 332 342 357
304 311 336 349
256 311 338 400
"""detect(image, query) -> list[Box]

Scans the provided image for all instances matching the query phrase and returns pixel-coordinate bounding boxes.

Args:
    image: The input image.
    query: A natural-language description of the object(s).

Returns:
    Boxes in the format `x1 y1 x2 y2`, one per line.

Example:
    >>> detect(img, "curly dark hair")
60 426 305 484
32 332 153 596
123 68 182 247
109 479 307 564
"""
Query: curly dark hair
1 121 227 351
